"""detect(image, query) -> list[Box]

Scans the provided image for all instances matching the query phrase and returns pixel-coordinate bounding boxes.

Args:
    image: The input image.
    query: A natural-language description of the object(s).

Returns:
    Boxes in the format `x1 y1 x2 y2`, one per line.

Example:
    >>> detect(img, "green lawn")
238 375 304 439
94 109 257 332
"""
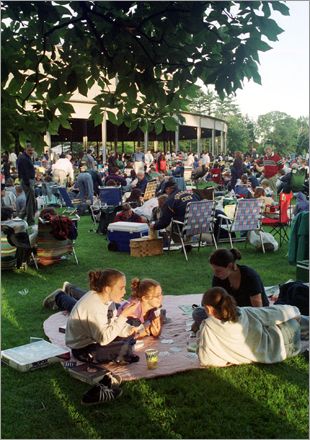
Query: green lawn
1 216 308 439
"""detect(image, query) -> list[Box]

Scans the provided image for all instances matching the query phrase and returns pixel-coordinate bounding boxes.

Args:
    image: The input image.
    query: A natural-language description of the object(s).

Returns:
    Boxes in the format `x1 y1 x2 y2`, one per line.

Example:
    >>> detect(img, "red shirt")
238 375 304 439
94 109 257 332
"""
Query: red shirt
263 153 283 178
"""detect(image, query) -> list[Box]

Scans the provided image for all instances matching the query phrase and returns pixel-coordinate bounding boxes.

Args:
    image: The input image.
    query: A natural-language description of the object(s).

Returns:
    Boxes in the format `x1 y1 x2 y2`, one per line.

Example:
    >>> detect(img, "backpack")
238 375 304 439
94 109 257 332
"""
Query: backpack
97 206 122 234
77 203 90 216
274 281 309 315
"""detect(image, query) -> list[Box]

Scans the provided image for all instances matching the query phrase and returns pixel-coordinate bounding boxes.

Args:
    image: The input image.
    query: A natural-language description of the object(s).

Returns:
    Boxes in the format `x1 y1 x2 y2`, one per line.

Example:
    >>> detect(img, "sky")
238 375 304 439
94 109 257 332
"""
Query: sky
235 1 309 121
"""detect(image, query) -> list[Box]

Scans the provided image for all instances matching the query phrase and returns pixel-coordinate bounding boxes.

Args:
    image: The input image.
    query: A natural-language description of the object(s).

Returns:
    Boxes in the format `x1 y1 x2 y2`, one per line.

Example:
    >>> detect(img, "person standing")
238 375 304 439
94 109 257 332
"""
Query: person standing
261 145 284 195
52 153 74 186
17 144 36 225
132 149 145 174
75 165 94 204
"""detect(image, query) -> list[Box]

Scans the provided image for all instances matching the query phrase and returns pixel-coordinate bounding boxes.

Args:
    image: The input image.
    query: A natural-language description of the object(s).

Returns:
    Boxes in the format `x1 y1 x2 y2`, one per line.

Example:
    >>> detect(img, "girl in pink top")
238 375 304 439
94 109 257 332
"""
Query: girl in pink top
118 278 163 338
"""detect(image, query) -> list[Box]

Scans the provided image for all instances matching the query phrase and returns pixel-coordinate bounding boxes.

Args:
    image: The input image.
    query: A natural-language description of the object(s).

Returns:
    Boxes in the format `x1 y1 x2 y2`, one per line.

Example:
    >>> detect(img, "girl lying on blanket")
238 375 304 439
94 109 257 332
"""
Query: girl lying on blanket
197 286 308 368
118 278 163 338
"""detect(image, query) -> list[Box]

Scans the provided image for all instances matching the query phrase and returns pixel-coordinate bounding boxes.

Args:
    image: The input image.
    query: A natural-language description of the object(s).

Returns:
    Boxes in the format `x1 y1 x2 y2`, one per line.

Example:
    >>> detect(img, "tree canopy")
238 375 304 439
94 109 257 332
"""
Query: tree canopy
1 0 289 149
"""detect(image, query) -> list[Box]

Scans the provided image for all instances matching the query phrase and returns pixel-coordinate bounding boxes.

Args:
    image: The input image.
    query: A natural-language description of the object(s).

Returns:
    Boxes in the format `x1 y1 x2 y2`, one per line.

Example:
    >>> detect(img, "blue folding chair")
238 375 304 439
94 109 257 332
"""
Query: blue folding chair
98 186 122 207
58 187 80 215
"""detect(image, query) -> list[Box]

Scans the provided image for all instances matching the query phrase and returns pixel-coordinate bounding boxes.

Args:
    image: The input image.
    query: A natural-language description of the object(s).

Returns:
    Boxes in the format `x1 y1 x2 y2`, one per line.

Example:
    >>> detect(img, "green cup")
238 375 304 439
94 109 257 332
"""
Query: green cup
145 349 159 369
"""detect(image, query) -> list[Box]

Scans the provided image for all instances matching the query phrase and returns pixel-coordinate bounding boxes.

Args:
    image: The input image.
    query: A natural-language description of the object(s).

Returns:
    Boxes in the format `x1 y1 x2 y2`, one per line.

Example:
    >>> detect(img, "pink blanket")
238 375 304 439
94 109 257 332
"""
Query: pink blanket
43 294 203 381
43 293 308 382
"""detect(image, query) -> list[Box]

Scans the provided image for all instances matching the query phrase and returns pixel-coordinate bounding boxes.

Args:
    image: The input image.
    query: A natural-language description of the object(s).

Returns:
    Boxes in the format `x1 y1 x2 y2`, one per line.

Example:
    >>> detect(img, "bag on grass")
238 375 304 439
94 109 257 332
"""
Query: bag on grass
248 230 279 252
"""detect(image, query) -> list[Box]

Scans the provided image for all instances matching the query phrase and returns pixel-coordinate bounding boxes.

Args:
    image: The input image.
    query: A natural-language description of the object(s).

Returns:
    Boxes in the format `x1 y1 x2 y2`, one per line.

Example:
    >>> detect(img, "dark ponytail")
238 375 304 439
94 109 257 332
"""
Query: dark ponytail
202 287 238 322
209 248 241 268
88 268 124 293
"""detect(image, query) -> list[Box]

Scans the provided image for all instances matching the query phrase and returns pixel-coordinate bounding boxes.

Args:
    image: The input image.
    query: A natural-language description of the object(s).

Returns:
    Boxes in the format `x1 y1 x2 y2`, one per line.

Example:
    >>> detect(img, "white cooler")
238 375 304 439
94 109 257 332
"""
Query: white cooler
107 221 149 252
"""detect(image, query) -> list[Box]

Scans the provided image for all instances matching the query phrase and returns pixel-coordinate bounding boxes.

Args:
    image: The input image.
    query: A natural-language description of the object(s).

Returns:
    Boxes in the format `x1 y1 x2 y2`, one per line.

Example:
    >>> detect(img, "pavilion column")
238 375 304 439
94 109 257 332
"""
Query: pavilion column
211 128 215 156
197 118 201 157
224 131 227 154
175 125 179 153
101 111 107 164
220 131 224 154
144 130 149 154
44 131 51 157
154 140 158 152
82 120 88 150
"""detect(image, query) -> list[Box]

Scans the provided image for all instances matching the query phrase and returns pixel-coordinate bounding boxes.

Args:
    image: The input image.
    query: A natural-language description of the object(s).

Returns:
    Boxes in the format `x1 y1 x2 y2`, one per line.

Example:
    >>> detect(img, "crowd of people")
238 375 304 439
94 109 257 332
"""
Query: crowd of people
1 143 308 245
2 143 309 406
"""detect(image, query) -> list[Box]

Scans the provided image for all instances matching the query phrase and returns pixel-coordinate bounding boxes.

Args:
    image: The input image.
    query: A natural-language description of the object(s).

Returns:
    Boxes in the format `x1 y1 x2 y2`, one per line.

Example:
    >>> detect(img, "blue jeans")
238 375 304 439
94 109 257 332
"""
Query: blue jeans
55 284 86 312
192 306 208 332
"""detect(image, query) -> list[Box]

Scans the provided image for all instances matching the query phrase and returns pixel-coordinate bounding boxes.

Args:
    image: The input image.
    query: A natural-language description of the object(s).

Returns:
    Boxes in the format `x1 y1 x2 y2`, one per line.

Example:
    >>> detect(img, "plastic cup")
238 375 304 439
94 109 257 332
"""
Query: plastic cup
145 349 159 369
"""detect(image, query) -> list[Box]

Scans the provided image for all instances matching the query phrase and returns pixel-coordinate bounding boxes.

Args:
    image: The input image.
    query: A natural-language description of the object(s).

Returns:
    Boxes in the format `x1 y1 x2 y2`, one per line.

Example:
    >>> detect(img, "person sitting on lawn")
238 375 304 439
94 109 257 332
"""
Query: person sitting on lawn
191 248 269 332
43 269 139 365
113 203 147 223
197 286 306 367
117 278 163 338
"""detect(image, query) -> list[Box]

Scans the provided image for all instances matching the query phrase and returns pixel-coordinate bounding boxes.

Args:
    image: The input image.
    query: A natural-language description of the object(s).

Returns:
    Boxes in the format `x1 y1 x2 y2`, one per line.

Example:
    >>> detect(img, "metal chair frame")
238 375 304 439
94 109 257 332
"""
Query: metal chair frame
218 198 265 253
168 200 217 261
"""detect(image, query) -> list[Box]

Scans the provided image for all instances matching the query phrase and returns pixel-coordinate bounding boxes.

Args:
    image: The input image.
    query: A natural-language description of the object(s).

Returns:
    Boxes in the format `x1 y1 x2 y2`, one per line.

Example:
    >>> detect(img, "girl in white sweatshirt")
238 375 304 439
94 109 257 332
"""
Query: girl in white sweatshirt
198 287 304 367
65 268 139 364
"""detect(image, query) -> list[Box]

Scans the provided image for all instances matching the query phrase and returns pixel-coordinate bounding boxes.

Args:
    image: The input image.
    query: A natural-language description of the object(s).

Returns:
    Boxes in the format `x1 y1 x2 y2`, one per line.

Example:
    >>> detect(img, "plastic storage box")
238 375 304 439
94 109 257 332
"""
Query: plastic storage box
1 340 70 372
107 222 149 252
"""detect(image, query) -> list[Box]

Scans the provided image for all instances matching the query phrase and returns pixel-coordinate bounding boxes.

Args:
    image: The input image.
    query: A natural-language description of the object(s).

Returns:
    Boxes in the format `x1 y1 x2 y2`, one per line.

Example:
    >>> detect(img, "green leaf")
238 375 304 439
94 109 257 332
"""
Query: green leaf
128 120 139 133
78 78 88 97
270 1 290 16
6 72 25 95
20 81 34 100
154 120 163 135
127 85 137 103
66 71 78 92
93 112 104 127
164 116 177 132
106 111 118 125
58 115 72 130
49 81 61 100
48 117 60 135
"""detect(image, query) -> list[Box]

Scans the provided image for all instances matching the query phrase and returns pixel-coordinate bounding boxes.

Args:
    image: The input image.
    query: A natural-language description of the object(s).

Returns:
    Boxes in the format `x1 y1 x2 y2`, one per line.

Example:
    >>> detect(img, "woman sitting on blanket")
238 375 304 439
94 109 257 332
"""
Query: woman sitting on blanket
44 269 139 364
197 286 307 367
191 248 269 333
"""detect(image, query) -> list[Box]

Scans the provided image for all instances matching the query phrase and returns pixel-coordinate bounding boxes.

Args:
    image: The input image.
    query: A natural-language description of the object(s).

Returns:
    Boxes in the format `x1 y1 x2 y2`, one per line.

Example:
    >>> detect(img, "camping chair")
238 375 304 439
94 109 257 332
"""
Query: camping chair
143 180 157 201
1 229 17 270
169 200 217 261
218 198 265 253
36 216 79 266
98 186 122 207
58 186 80 215
290 168 307 193
1 225 38 270
262 191 293 246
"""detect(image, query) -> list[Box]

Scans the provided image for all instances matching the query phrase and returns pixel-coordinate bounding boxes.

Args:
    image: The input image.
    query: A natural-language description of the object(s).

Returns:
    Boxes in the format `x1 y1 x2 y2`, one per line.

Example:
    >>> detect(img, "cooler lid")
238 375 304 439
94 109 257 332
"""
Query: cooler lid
107 221 149 233
1 340 69 366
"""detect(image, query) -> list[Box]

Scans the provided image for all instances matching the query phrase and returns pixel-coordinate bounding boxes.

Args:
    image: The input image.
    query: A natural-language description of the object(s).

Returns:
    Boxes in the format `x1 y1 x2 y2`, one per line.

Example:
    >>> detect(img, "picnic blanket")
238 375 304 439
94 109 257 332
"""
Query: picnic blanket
43 294 202 381
43 292 309 382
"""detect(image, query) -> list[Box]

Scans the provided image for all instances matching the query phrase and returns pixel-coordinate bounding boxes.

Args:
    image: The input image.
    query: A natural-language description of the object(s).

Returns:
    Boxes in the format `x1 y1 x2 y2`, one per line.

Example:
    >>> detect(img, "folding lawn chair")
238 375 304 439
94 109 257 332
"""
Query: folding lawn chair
218 198 265 253
36 216 79 266
58 186 80 215
169 200 217 261
1 225 38 270
262 191 293 246
143 180 157 201
98 186 122 207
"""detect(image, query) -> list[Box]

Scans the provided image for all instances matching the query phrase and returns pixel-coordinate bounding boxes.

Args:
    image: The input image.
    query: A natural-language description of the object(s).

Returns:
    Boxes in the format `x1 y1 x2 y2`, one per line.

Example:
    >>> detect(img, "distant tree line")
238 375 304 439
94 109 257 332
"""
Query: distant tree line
188 88 309 156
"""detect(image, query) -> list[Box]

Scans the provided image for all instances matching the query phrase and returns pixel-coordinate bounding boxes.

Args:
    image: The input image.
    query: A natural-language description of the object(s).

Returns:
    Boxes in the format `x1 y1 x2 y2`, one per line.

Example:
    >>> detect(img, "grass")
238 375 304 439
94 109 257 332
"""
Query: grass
1 216 309 439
